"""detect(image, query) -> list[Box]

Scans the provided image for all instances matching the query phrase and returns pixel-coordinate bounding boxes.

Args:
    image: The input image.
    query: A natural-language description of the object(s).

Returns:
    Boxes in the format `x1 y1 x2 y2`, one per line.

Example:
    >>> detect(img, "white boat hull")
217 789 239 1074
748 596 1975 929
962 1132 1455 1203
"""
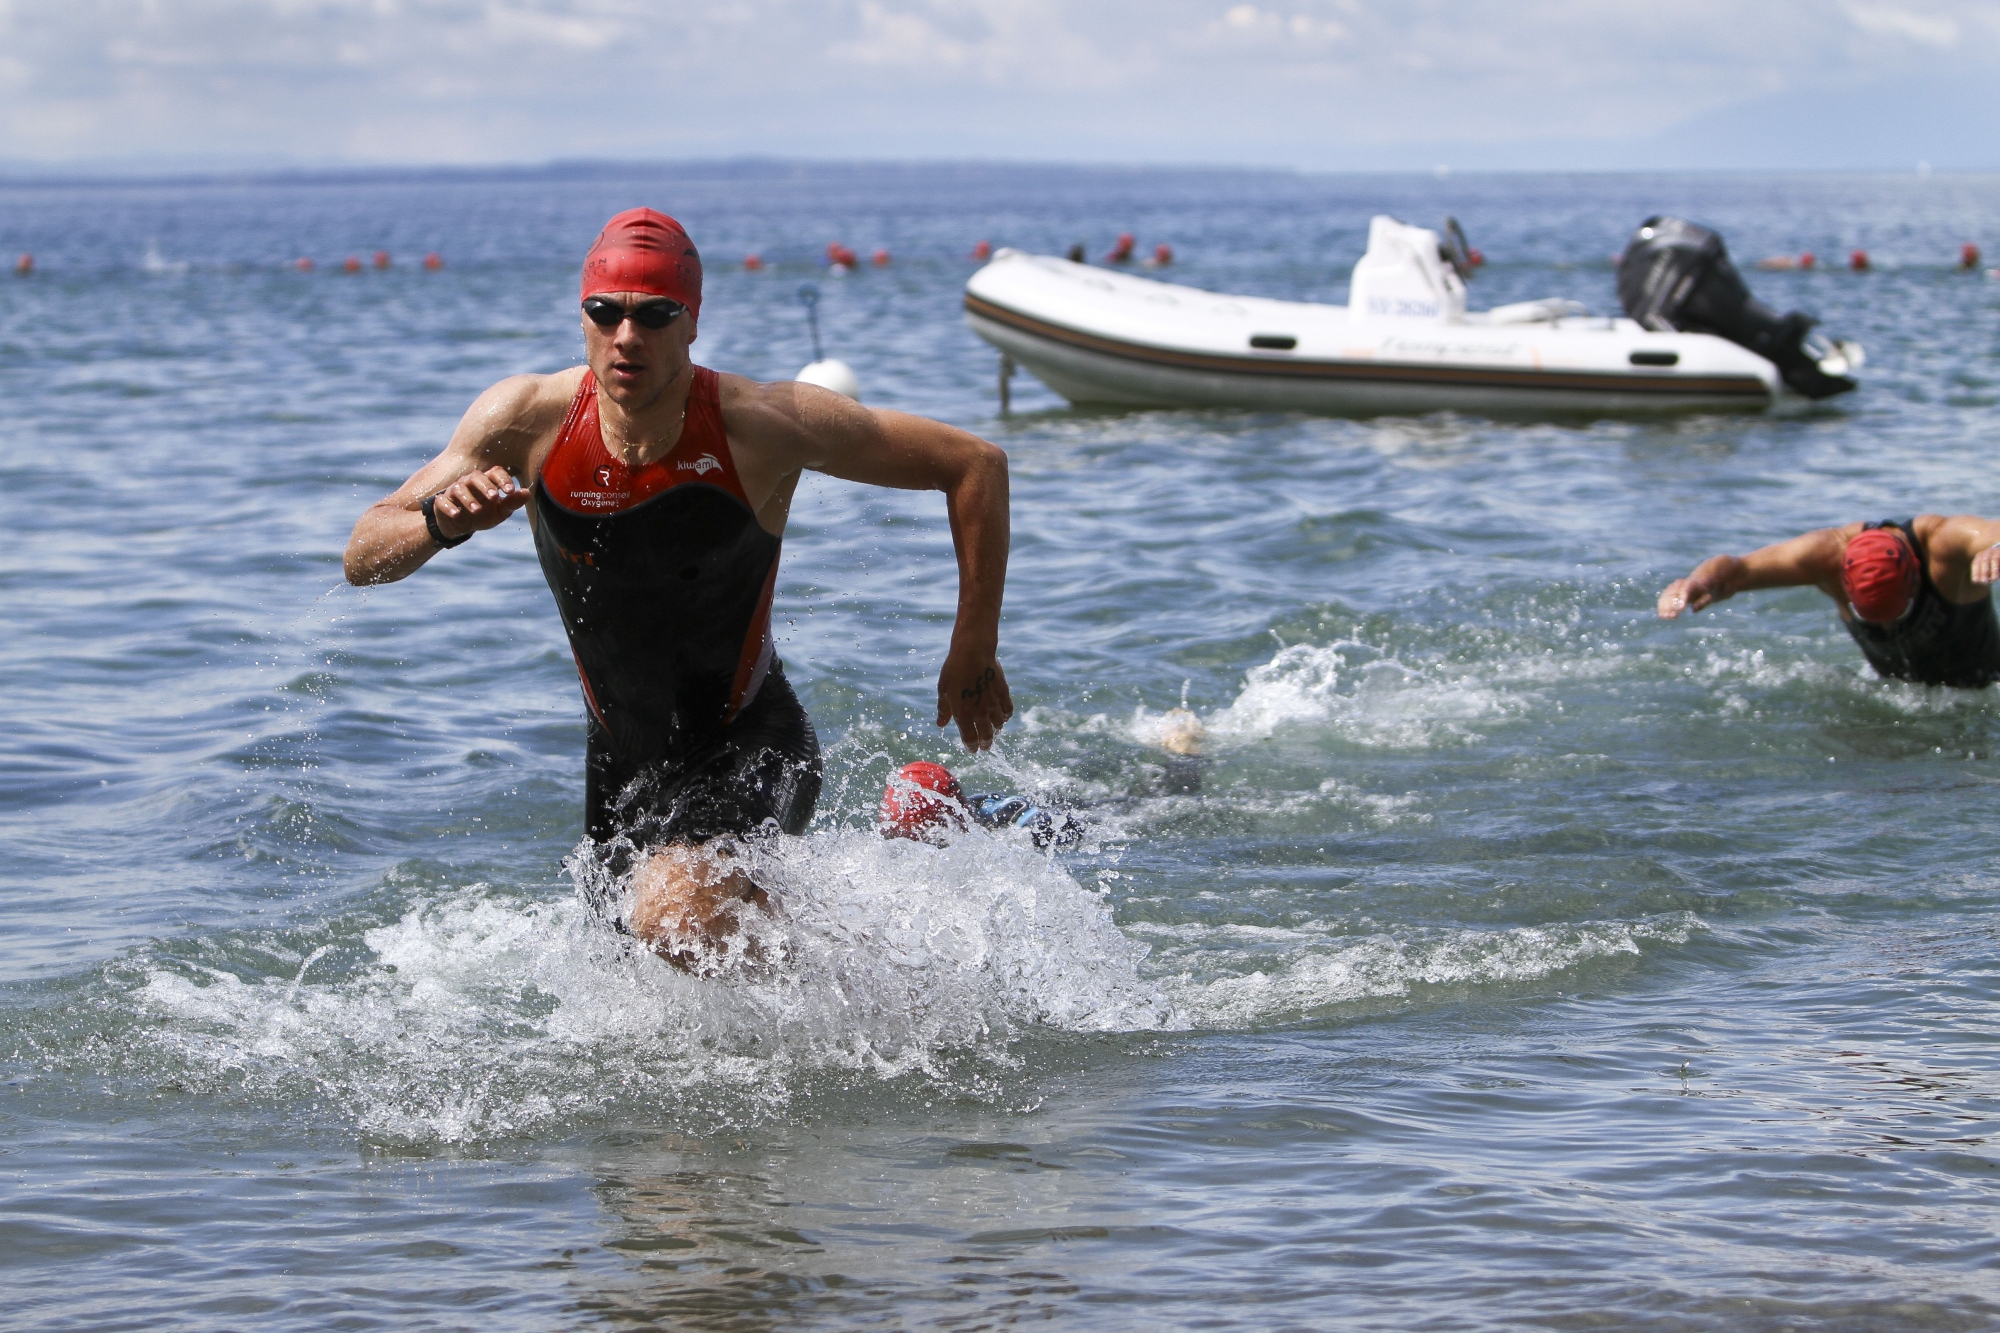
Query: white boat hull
965 250 1787 417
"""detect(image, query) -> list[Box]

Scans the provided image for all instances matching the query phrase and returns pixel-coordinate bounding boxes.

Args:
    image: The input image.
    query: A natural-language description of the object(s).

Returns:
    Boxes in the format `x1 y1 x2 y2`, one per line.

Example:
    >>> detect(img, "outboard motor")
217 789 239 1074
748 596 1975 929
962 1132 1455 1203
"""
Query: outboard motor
1617 216 1859 399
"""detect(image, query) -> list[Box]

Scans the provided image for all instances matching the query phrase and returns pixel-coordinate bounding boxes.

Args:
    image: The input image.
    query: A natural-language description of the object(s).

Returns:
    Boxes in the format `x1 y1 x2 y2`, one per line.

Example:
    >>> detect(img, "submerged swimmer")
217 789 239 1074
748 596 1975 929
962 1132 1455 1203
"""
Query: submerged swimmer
343 208 1013 969
877 706 1211 849
1149 705 1208 794
879 762 1083 848
1657 514 2000 688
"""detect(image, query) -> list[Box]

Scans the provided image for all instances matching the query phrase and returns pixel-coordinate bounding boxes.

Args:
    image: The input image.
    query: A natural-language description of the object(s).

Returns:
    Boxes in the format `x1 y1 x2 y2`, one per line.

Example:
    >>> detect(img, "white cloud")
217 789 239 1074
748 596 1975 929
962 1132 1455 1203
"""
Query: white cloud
1846 2 1959 45
484 5 627 51
1211 4 1346 44
828 1 974 69
0 0 1996 167
824 0 1141 90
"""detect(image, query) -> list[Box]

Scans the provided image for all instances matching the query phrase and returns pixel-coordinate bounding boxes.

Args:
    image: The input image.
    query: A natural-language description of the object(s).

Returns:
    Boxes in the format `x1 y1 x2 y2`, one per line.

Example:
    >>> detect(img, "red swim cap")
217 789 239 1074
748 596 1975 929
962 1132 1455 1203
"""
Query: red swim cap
580 208 702 316
879 761 964 841
1842 527 1921 623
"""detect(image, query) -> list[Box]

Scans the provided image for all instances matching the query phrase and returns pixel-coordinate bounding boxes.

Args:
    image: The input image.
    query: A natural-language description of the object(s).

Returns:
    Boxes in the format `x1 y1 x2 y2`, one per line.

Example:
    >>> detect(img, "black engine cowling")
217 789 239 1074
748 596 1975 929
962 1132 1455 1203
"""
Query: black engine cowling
1616 216 1855 400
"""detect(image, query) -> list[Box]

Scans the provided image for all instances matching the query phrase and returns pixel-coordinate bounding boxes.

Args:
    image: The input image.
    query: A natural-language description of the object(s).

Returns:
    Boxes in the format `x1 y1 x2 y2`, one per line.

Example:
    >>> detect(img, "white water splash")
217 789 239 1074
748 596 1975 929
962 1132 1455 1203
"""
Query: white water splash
133 828 1179 1143
1132 640 1519 751
1690 646 2000 717
1150 913 1703 1029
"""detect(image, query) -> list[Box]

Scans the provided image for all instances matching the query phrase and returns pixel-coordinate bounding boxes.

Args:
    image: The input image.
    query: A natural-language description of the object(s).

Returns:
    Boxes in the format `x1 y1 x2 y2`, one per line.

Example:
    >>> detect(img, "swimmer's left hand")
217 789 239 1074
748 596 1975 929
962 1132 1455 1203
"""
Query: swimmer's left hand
430 464 529 540
937 646 1013 752
1973 542 2000 585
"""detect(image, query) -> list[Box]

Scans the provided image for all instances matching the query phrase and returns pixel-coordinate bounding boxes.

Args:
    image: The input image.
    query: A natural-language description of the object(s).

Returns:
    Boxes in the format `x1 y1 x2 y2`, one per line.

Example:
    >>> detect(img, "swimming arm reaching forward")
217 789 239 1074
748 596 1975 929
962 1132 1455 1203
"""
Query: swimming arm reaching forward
1656 527 1851 618
1659 516 2000 621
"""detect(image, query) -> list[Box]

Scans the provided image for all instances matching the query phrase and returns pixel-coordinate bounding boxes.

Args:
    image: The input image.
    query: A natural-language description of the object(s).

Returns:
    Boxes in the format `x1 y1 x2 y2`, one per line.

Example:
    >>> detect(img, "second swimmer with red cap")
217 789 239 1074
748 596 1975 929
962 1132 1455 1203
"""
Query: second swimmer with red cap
343 208 1014 970
1656 515 2000 687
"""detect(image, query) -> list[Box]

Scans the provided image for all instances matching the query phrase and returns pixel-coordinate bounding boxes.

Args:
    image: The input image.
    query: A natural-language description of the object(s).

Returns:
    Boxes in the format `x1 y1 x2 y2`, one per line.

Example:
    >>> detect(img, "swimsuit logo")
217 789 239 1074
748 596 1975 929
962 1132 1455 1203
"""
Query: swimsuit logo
595 465 615 487
677 453 722 476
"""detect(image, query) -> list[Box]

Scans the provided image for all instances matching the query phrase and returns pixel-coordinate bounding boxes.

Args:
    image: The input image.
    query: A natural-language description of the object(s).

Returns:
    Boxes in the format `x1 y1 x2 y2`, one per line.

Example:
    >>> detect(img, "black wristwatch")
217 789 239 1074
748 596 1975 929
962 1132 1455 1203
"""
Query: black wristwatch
422 494 470 549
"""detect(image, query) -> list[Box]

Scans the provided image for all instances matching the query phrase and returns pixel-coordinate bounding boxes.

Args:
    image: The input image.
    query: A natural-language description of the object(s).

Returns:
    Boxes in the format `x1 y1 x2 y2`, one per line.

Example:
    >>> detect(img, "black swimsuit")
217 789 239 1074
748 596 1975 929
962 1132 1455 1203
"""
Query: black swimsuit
1842 519 2000 688
533 367 820 849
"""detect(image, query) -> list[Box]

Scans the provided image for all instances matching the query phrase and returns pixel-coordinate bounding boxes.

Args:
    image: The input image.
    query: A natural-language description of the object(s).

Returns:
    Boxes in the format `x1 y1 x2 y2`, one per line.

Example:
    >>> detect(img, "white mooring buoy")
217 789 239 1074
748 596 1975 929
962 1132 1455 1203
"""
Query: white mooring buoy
795 282 860 400
797 358 860 399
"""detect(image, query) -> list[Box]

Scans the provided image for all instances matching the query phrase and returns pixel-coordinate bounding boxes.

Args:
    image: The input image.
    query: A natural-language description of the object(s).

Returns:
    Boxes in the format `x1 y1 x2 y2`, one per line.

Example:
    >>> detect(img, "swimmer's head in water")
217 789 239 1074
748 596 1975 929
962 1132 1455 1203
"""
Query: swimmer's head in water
1155 707 1206 757
580 208 703 317
1843 527 1921 624
879 761 964 842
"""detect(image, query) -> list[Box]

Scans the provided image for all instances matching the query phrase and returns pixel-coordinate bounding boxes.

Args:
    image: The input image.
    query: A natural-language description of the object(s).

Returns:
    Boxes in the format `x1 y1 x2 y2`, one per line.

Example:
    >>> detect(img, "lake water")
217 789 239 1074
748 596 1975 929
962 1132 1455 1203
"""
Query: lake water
4 162 2000 1330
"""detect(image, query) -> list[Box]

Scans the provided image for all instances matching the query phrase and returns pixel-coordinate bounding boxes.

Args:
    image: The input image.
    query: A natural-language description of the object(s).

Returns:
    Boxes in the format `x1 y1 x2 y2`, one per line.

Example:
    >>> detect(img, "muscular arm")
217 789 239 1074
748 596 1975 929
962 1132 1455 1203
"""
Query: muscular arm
1657 526 1851 619
342 375 553 585
727 379 1013 750
1920 515 2000 597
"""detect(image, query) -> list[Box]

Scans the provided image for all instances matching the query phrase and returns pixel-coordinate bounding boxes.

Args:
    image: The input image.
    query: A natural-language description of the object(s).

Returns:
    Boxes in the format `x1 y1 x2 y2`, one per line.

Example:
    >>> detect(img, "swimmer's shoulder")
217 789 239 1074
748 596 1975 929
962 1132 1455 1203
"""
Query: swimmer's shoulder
715 369 872 468
483 366 589 426
457 367 591 469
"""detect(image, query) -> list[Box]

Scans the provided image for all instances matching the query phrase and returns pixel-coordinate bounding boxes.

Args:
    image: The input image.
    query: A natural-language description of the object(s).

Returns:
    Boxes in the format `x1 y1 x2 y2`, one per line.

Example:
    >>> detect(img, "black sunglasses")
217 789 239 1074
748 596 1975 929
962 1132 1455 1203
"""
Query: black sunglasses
582 296 687 330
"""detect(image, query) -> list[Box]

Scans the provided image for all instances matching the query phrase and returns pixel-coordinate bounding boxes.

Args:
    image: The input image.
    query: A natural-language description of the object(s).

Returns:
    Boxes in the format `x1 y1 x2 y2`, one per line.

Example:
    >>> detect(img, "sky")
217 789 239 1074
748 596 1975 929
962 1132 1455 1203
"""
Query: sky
2 0 1998 172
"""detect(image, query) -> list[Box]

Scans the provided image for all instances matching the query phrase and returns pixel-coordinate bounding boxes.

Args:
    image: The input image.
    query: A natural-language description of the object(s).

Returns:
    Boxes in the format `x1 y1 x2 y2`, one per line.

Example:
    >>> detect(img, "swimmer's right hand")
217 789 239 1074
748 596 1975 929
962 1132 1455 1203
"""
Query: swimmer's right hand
429 465 529 539
1657 576 1712 619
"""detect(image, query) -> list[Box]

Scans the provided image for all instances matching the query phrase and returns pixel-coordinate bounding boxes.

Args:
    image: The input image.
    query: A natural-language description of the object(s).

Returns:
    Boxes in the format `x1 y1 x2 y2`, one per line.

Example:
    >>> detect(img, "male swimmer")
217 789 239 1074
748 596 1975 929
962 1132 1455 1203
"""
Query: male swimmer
1657 514 2000 687
344 209 1013 969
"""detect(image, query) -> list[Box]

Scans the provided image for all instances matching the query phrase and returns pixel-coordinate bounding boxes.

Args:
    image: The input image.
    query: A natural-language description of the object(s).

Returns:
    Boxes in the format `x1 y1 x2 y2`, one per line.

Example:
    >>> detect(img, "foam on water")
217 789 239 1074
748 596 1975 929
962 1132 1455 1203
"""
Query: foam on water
1149 912 1705 1029
1691 645 2000 716
1137 640 1521 752
129 828 1179 1144
1123 619 2000 771
111 792 1707 1141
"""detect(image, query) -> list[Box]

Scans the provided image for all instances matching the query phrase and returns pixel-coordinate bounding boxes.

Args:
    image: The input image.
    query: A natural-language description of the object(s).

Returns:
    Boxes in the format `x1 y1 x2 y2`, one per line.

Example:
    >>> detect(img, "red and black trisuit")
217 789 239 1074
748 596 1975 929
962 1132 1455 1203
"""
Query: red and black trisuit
532 366 821 858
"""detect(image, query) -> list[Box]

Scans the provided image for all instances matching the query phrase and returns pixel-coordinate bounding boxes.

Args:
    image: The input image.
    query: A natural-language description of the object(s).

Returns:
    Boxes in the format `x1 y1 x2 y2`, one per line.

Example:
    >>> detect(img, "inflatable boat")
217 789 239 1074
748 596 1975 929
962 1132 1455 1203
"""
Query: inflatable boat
964 215 1862 416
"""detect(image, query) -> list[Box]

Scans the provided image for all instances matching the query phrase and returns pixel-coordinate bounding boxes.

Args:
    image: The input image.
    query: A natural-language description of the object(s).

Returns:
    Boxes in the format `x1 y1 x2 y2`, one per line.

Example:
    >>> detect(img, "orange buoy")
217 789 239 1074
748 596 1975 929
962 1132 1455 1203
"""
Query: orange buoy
1798 251 1815 270
373 250 391 270
423 252 443 271
1106 232 1135 263
743 253 763 271
295 257 314 272
871 248 891 266
972 239 992 260
1962 243 1982 270
1850 249 1870 271
1467 247 1485 268
826 242 857 269
1152 242 1173 266
342 256 362 273
13 253 30 276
